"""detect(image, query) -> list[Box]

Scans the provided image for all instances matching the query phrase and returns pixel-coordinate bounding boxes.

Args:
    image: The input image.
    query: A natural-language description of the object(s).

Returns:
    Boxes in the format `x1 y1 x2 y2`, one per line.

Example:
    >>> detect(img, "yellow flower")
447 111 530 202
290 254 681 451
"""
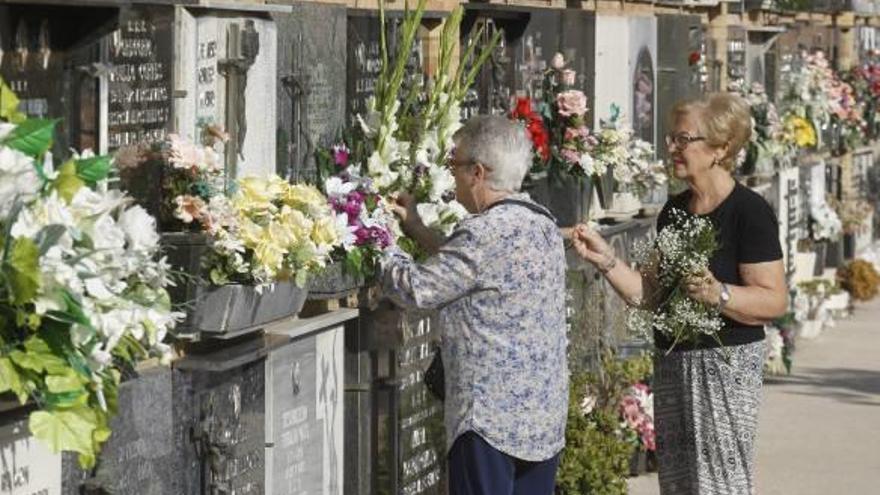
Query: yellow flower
277 206 313 244
283 184 329 216
311 216 339 246
784 116 817 148
253 239 285 276
237 175 288 209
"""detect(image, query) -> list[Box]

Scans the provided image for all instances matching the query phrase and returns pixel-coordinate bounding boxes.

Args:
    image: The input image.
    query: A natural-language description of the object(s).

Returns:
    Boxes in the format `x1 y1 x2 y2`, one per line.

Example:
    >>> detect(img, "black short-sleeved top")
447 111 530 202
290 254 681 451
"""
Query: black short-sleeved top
654 182 783 351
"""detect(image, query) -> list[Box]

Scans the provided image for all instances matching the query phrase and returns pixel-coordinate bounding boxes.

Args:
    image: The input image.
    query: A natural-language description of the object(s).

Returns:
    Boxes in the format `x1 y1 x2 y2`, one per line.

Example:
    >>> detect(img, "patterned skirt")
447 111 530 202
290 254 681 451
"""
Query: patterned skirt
653 340 765 495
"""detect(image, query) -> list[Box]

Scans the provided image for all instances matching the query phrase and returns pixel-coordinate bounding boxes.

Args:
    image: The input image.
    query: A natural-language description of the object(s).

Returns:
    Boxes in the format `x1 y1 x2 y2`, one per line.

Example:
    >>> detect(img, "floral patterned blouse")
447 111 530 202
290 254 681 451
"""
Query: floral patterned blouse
379 194 569 461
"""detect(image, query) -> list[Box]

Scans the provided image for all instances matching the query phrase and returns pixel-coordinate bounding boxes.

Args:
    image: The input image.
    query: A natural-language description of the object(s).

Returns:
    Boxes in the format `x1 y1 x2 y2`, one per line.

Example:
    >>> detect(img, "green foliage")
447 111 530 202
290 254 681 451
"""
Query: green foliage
1 118 57 158
557 350 653 494
0 81 139 468
557 373 635 495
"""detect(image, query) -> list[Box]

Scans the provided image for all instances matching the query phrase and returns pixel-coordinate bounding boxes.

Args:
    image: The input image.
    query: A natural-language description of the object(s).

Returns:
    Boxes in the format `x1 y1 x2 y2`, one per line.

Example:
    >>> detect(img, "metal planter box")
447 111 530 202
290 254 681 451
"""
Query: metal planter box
161 233 308 336
306 262 365 300
186 282 308 335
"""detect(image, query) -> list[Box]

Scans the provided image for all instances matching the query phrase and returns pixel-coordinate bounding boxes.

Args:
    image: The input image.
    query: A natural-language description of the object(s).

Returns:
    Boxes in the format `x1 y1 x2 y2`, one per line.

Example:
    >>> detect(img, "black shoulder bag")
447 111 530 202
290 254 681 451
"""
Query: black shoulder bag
422 199 556 401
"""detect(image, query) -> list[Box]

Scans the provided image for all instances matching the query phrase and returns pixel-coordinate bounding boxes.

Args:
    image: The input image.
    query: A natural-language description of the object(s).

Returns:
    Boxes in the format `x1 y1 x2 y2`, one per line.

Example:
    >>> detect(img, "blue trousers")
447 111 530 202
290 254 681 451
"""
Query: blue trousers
448 432 560 495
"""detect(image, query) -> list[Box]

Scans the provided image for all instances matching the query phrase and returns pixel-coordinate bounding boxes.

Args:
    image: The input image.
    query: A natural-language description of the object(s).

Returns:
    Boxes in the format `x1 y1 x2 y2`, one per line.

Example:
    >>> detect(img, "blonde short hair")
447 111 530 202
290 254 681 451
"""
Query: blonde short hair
671 92 752 172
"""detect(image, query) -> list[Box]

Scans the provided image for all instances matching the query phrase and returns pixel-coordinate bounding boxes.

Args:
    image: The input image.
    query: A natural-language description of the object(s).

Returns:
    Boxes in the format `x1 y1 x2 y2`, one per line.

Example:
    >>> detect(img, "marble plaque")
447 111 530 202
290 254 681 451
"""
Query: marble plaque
106 6 174 152
346 11 424 128
0 417 62 495
460 8 563 116
274 2 347 181
265 324 344 495
174 357 267 495
61 367 178 495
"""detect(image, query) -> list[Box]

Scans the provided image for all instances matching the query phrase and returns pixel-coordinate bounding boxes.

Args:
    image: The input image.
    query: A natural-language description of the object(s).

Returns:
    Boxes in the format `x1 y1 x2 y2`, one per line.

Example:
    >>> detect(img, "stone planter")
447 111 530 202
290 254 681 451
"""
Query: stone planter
306 262 365 300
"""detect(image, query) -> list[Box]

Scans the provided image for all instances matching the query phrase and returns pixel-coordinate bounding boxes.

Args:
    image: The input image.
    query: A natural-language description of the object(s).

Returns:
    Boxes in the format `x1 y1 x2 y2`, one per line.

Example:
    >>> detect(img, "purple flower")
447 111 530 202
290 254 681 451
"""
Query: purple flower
332 144 350 167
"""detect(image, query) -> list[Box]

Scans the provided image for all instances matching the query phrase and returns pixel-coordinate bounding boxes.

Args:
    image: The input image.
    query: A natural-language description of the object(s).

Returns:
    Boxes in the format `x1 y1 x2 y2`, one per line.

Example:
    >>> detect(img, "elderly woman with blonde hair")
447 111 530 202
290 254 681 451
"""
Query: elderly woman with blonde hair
573 93 787 494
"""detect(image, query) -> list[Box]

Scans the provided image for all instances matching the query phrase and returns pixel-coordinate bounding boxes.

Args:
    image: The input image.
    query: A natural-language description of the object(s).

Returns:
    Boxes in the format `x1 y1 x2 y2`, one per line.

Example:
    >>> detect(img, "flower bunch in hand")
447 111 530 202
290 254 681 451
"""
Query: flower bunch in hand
627 209 724 351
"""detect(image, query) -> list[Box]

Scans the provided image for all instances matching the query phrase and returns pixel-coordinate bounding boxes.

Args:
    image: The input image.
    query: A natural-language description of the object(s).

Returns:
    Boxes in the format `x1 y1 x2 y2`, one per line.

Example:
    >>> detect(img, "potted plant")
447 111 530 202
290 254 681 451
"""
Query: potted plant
837 259 880 302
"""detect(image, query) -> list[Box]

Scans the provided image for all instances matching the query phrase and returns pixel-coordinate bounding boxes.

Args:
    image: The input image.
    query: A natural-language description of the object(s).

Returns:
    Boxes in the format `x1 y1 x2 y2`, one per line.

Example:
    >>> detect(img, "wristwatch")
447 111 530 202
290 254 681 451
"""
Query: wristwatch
718 283 731 309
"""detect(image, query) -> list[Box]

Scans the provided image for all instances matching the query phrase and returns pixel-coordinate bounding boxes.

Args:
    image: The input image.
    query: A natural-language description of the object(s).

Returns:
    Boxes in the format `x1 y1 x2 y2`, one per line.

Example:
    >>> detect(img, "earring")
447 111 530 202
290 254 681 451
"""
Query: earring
711 157 720 168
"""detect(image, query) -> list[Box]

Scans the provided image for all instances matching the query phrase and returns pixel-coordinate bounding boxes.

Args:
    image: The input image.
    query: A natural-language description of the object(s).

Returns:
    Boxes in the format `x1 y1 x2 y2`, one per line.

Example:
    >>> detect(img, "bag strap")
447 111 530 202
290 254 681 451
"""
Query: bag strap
484 198 557 223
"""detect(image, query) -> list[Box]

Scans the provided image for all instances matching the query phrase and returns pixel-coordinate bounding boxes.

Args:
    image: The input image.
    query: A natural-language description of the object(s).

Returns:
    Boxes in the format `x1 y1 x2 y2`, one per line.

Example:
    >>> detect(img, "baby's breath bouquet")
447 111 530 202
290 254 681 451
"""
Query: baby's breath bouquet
627 209 724 352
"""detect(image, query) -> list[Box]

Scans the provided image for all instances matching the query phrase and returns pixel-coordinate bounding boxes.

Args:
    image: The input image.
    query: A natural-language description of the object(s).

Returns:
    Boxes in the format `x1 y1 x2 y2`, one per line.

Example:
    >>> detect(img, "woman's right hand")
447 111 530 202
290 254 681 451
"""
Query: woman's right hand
572 224 614 267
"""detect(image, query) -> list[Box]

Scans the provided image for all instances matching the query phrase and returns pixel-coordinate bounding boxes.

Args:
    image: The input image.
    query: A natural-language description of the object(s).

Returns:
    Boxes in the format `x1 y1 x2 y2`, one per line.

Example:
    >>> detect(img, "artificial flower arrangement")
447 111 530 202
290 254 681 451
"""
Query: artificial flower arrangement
844 55 880 139
332 0 499 256
202 175 343 288
809 196 843 242
536 53 603 178
592 105 666 199
618 382 655 453
626 209 724 352
781 50 865 152
510 96 551 171
729 81 795 173
313 143 397 278
0 90 178 467
765 312 796 375
115 128 227 232
830 197 874 236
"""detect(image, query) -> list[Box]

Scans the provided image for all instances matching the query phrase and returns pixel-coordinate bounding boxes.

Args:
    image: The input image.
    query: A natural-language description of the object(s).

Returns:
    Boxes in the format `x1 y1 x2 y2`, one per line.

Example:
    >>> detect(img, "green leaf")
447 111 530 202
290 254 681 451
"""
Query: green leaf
7 237 40 304
0 357 25 401
35 225 68 256
46 373 84 394
75 156 112 185
2 118 57 157
0 77 25 124
29 408 97 458
54 160 85 202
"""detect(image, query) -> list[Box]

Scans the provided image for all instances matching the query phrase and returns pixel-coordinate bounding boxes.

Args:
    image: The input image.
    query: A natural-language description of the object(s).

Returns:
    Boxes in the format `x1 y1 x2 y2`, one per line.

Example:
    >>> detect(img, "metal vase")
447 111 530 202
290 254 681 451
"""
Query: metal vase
545 170 593 227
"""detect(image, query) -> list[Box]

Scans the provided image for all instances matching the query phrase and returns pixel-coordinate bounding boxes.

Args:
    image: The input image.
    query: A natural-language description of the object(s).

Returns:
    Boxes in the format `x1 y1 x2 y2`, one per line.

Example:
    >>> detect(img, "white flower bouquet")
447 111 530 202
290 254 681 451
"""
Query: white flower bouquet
348 0 499 254
627 209 724 351
0 110 179 467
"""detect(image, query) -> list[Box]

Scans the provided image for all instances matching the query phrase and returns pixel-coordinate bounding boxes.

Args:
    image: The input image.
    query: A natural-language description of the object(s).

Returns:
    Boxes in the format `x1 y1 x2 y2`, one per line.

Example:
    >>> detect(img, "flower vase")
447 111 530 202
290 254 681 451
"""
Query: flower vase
825 237 844 268
629 449 647 476
813 241 828 277
597 166 615 210
843 233 855 260
544 170 593 227
522 171 550 208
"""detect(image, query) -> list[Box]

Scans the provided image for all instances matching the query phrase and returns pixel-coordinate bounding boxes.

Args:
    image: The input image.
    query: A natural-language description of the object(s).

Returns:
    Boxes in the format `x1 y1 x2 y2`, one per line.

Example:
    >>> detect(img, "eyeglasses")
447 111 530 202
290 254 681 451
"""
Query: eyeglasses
665 133 706 149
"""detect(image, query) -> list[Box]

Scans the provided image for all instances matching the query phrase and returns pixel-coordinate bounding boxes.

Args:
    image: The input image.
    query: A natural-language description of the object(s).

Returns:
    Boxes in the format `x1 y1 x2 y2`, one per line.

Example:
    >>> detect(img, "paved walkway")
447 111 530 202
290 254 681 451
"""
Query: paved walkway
628 296 880 495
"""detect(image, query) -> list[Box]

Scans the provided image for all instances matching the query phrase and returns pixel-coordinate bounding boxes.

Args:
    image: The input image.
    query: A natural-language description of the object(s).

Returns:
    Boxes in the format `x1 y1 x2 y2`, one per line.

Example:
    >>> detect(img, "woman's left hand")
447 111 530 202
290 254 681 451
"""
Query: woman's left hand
684 268 722 307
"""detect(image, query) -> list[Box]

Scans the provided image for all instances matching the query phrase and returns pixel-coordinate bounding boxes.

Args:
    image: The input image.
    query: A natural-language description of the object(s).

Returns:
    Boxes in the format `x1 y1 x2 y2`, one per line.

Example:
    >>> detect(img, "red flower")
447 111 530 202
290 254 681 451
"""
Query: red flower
688 51 701 66
511 97 550 164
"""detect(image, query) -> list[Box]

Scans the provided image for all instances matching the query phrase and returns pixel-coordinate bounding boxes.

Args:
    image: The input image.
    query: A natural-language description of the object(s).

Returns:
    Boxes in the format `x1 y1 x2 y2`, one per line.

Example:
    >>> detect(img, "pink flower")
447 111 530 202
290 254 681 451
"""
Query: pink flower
562 69 577 86
332 144 350 167
550 52 565 70
556 90 588 117
174 195 208 224
560 148 581 164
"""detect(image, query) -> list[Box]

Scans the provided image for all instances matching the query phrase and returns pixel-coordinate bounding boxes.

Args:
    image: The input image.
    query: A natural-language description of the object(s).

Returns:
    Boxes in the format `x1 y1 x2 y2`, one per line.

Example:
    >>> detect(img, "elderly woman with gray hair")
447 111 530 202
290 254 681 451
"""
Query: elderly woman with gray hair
379 115 569 495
